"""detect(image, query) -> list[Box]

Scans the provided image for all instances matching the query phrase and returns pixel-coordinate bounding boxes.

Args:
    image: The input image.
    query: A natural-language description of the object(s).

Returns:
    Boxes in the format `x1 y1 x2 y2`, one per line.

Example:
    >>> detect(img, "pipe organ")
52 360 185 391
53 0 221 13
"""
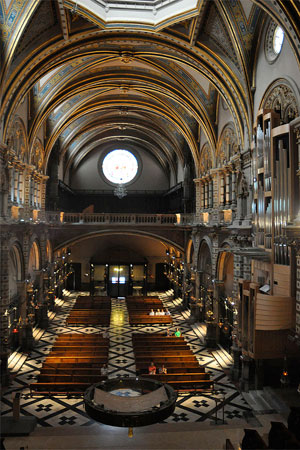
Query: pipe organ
238 110 296 362
252 112 293 266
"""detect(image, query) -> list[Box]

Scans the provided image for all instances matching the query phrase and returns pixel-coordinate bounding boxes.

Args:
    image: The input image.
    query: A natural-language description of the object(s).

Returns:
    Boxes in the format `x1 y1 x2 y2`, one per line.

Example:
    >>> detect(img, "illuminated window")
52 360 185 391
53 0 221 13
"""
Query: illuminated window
273 26 284 54
102 149 138 185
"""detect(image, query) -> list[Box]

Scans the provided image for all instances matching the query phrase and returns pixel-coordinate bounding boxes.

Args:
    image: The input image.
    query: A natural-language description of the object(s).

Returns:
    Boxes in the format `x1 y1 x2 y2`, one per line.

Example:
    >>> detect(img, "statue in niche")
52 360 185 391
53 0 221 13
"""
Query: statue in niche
237 172 248 198
236 171 249 220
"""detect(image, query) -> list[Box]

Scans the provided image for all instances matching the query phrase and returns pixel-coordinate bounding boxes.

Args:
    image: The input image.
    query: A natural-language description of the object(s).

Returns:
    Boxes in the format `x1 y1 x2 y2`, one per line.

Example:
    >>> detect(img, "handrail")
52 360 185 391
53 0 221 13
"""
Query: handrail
46 212 177 225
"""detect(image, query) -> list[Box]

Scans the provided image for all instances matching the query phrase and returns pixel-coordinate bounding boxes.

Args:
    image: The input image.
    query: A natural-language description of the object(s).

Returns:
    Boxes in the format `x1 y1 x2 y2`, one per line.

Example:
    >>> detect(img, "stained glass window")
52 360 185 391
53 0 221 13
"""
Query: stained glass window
102 149 138 184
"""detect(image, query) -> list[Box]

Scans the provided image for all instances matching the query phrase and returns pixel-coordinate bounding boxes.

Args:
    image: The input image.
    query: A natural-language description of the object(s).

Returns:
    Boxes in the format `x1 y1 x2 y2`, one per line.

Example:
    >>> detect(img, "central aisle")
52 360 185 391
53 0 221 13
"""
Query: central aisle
107 297 136 378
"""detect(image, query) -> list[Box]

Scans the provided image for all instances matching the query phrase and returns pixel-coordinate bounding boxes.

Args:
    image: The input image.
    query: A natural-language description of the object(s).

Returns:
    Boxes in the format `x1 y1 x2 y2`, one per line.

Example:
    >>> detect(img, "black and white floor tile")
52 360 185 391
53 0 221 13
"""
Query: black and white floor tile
1 289 252 427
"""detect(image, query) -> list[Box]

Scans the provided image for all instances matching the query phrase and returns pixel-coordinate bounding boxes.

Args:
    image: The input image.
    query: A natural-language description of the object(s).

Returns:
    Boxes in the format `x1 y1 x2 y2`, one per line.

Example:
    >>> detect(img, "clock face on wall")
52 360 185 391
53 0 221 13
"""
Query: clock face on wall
265 21 284 63
273 26 284 54
102 149 138 184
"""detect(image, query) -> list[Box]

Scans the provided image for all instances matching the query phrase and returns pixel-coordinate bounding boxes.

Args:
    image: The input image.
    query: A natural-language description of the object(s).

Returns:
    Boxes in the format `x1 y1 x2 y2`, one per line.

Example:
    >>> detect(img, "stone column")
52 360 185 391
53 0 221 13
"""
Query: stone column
23 168 33 221
231 170 237 207
220 173 225 206
230 342 241 381
208 178 213 209
17 281 27 321
240 355 252 392
204 181 208 209
0 233 11 385
194 179 201 222
225 171 231 206
200 181 205 209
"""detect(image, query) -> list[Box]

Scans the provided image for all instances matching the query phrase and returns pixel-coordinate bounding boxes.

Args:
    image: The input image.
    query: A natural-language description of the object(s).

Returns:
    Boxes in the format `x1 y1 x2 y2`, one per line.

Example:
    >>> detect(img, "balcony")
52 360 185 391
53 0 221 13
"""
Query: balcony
46 212 177 226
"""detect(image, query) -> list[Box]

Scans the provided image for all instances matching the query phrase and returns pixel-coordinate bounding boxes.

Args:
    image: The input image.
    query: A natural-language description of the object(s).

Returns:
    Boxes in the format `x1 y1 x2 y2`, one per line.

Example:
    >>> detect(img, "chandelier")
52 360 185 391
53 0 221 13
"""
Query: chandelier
114 184 127 199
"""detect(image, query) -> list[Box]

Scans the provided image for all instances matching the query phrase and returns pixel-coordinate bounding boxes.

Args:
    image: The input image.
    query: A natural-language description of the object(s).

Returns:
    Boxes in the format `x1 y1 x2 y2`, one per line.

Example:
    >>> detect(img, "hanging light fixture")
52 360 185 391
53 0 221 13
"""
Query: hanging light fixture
114 184 127 199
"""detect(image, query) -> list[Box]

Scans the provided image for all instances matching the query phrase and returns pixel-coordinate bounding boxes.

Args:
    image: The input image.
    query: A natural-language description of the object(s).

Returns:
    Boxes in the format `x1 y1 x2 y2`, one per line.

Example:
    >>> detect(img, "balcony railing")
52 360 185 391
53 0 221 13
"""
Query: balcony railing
46 212 177 225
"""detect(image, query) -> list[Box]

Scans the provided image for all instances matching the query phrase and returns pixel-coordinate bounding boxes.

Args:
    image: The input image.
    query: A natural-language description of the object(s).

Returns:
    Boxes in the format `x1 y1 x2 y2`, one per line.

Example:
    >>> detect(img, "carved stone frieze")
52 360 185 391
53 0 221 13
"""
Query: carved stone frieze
264 84 299 123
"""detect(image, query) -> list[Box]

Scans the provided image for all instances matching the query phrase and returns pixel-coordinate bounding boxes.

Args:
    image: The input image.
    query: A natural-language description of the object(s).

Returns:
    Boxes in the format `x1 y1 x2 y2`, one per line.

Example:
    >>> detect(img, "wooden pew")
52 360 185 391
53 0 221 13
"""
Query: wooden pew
129 316 172 325
52 345 108 351
134 350 193 357
66 317 110 326
132 337 184 344
77 296 111 301
39 367 103 375
41 361 103 369
135 356 197 363
51 349 108 357
132 332 212 392
126 297 160 301
38 374 105 383
30 382 92 395
127 303 163 312
149 373 210 382
44 356 107 364
55 337 109 344
132 334 183 338
30 331 110 395
67 309 111 314
133 344 188 351
137 367 206 375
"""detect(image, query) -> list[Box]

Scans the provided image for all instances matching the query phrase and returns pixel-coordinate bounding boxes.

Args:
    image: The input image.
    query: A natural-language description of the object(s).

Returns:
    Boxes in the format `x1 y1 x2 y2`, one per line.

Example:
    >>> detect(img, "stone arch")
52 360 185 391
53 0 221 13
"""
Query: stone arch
186 238 194 266
197 238 213 289
28 240 41 282
9 242 24 300
46 239 52 264
216 243 234 297
216 123 238 168
259 78 300 124
53 229 184 255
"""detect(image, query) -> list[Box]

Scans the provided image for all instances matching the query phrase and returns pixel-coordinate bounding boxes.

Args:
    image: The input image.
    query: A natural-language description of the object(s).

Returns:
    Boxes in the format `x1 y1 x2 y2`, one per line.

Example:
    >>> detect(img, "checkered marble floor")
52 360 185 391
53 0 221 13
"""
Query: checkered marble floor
1 290 252 428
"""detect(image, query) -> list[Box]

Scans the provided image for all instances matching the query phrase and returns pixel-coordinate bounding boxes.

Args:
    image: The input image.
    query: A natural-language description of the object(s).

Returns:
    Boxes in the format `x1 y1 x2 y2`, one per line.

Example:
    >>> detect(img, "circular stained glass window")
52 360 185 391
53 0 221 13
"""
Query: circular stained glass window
102 149 138 184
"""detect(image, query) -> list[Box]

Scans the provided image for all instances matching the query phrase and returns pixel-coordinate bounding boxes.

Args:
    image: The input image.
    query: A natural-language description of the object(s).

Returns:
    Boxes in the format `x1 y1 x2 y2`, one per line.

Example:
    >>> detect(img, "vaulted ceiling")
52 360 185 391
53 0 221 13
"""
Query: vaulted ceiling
1 0 299 180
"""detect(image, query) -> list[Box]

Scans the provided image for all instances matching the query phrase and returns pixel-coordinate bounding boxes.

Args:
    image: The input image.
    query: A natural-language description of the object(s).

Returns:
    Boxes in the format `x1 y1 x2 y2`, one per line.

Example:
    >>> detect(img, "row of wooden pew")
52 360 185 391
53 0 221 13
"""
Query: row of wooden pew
66 295 111 326
132 334 213 391
30 334 109 395
126 296 173 325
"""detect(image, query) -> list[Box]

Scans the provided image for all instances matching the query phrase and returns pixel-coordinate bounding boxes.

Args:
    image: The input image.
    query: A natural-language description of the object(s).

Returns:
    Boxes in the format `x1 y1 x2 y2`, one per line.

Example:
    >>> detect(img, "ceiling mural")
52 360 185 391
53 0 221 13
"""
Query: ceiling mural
1 0 299 185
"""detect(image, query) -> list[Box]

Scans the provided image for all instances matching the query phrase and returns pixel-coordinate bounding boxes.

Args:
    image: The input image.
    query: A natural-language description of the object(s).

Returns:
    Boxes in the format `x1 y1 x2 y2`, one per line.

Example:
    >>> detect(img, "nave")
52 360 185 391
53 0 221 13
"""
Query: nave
1 291 254 430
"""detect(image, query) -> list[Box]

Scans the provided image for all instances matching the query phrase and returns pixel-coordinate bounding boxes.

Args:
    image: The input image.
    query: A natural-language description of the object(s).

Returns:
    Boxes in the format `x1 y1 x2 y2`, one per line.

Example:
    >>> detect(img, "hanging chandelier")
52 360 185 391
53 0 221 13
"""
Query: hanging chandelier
114 184 127 199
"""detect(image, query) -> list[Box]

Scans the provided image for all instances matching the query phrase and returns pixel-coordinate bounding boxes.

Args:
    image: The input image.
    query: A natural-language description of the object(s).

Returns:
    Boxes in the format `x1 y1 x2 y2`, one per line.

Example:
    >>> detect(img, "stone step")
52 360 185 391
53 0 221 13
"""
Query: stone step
262 386 291 417
242 390 276 414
